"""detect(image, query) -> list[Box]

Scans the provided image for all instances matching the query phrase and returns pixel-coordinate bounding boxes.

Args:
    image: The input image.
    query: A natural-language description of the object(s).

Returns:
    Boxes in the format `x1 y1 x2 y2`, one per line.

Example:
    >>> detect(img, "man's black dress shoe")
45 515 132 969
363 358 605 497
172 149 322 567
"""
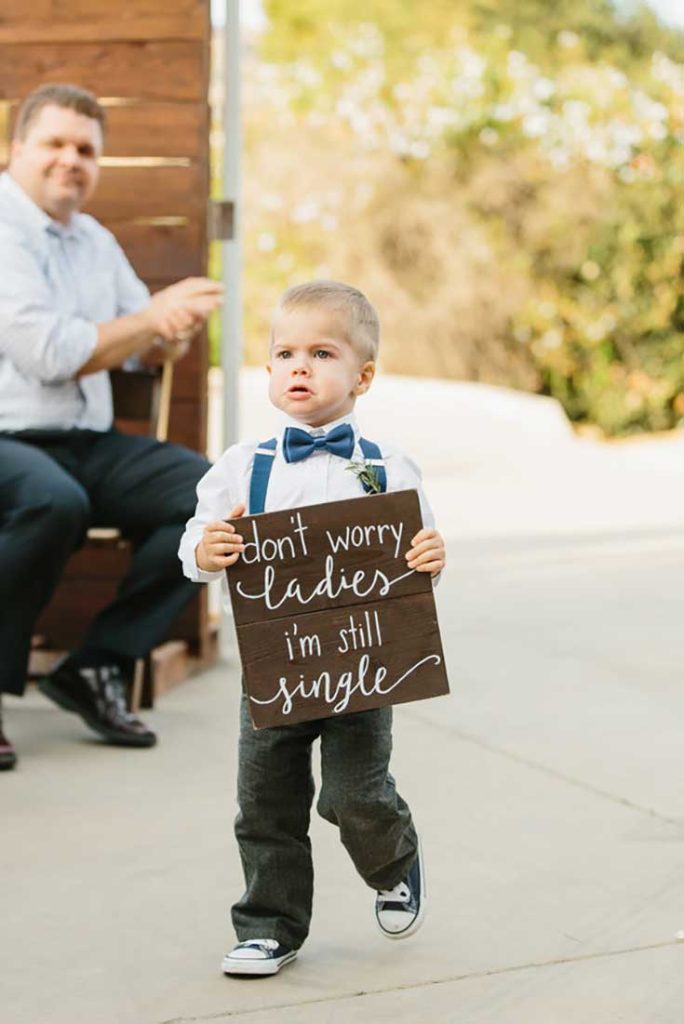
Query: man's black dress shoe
0 696 17 770
38 659 157 748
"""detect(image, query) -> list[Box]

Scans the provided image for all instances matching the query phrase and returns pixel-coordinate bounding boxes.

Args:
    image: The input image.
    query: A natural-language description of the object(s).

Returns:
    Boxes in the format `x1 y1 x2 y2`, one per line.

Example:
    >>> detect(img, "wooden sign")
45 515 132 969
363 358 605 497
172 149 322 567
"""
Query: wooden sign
227 489 449 729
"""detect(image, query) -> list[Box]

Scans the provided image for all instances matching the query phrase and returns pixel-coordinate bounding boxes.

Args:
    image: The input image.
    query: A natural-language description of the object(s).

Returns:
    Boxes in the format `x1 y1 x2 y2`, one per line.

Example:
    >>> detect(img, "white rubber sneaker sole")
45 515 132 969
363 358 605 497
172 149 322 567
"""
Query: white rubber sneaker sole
379 901 426 939
222 949 297 976
376 838 427 940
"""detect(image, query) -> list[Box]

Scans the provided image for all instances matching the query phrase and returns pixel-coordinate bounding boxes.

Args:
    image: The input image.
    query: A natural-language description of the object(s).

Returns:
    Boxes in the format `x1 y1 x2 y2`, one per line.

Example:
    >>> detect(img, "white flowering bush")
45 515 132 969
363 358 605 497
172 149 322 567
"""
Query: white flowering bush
242 5 684 433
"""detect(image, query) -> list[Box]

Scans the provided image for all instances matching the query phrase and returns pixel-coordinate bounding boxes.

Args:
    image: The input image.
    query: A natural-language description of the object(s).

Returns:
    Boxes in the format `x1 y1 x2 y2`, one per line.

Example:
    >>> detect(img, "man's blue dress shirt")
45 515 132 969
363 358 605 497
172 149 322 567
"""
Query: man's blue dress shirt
0 172 149 432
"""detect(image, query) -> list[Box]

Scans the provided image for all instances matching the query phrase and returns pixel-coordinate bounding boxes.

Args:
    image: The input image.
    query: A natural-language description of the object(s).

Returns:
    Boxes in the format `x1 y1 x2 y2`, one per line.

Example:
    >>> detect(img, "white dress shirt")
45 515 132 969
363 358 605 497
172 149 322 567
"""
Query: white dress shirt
0 172 150 431
179 412 436 600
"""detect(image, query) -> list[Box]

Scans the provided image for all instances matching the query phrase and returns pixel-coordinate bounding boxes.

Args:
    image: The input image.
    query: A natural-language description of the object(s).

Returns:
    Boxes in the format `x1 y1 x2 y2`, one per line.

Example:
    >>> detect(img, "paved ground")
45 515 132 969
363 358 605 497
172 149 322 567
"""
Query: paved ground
3 376 684 1023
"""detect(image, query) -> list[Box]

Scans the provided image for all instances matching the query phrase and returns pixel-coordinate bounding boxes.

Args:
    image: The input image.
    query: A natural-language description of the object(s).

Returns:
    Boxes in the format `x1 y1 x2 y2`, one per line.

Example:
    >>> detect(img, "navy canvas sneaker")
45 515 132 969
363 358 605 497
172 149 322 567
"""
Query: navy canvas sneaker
375 839 426 939
222 939 297 976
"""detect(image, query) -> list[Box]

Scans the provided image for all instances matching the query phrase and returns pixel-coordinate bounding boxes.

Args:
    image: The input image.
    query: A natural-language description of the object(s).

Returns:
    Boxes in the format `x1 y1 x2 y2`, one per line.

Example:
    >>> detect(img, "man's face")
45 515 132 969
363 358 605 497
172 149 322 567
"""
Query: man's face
10 104 102 223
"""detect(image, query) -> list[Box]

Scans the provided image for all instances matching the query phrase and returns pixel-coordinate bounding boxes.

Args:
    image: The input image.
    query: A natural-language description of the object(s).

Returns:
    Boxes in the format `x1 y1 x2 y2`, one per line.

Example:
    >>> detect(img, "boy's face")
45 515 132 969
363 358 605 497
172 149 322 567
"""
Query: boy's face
268 306 375 428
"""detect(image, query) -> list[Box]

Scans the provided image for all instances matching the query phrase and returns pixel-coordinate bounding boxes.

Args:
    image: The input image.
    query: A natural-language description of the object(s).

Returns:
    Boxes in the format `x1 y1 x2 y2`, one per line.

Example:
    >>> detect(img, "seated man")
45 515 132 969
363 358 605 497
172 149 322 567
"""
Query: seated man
0 84 223 770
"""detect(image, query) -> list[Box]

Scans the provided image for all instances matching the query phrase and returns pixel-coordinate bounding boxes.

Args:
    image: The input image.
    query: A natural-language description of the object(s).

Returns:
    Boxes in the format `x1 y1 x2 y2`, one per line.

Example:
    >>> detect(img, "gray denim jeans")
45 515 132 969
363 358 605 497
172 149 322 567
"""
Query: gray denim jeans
231 694 418 950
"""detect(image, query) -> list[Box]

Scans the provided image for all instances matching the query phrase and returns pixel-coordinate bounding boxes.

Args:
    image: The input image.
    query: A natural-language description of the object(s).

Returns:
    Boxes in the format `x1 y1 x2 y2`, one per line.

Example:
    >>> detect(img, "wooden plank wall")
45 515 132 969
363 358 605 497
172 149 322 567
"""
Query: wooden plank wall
0 0 211 451
1 0 215 660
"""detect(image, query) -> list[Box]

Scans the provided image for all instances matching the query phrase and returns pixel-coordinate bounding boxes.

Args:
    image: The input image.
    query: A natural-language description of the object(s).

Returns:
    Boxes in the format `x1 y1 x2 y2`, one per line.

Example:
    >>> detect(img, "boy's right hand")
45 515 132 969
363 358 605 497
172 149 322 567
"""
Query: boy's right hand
195 503 246 571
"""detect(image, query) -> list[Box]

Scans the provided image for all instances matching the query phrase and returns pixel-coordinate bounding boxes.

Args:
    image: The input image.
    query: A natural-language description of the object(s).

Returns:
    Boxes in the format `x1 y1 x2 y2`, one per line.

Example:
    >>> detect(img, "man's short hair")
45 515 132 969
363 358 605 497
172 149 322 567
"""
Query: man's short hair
276 280 380 361
14 84 106 140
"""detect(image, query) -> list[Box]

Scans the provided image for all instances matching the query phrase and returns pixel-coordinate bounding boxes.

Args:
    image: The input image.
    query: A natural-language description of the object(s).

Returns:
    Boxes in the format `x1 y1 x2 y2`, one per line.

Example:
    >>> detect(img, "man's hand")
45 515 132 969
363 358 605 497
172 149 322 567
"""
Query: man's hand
405 527 446 577
141 335 191 367
82 278 223 377
195 503 246 572
145 277 224 342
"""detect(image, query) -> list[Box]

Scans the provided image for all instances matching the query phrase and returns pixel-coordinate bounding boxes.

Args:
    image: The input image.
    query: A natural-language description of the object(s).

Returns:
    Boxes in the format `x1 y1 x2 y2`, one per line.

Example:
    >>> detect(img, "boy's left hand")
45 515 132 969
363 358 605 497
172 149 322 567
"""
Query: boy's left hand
405 528 446 577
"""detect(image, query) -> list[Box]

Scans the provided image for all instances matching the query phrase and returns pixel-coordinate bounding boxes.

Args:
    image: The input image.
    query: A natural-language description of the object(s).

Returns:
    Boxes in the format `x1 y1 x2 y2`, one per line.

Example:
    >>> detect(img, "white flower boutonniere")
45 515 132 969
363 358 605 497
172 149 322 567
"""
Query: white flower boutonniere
346 459 382 494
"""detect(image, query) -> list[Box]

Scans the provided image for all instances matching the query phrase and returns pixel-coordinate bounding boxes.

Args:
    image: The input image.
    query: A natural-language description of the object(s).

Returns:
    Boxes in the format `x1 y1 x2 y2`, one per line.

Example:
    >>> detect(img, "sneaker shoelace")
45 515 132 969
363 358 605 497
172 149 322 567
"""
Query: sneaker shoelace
239 939 280 952
377 881 411 904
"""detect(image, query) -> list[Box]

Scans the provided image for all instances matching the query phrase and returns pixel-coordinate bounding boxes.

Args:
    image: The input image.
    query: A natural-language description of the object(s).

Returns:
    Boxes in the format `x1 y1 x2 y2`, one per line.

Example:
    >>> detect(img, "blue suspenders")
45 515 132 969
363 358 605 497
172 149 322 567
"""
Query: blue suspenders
248 436 387 514
248 438 277 515
356 437 388 496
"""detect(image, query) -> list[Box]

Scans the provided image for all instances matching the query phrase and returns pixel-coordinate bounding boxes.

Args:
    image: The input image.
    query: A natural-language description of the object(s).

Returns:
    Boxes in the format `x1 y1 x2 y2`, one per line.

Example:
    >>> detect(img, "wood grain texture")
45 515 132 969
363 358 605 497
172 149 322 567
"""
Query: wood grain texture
166 396 207 452
167 588 211 659
7 100 207 158
238 593 448 729
0 42 206 102
227 491 431 627
104 102 208 158
85 163 207 221
35 573 129 649
226 492 449 729
159 340 205 401
110 368 161 436
112 220 204 279
36 573 208 656
0 1 207 43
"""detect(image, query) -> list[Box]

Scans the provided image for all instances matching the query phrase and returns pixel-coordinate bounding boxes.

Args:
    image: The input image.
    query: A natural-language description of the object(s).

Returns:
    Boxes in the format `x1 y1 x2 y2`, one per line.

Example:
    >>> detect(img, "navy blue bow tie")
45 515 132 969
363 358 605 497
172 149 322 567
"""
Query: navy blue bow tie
283 423 355 464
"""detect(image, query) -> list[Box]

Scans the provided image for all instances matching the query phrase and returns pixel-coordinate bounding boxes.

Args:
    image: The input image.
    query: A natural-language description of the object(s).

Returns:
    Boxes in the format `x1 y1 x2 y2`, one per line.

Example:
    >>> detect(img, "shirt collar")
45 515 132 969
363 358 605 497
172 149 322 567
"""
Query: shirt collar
277 410 360 439
0 171 82 239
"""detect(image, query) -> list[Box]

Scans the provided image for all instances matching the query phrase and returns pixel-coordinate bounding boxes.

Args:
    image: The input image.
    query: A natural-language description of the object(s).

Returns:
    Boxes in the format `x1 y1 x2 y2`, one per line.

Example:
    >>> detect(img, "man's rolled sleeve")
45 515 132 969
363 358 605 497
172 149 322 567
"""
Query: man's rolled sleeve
0 230 97 382
3 309 97 382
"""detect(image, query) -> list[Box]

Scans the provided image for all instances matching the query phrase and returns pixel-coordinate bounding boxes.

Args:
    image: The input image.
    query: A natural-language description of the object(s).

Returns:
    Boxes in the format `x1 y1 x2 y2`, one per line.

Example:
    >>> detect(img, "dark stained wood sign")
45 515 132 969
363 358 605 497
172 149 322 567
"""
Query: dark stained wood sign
227 489 449 729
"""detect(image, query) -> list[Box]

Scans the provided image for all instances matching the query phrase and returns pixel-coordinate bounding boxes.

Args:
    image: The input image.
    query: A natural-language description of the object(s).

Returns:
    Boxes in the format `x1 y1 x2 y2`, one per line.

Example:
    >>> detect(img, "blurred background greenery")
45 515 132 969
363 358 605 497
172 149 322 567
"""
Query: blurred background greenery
237 0 684 436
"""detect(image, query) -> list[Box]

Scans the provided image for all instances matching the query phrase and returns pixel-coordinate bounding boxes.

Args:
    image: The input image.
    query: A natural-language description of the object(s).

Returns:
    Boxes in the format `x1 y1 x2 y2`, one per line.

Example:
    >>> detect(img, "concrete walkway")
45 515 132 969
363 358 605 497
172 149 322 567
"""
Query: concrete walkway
3 376 684 1023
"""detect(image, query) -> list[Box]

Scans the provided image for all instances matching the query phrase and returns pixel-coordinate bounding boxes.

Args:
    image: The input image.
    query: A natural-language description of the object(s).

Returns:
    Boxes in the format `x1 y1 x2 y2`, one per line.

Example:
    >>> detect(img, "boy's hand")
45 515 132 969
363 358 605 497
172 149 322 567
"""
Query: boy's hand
195 503 246 571
405 527 446 577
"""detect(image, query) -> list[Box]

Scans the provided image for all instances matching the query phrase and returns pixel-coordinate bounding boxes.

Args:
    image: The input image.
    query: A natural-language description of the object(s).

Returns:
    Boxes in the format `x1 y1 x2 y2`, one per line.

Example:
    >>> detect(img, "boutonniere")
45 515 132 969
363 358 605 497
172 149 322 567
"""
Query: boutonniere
346 458 382 494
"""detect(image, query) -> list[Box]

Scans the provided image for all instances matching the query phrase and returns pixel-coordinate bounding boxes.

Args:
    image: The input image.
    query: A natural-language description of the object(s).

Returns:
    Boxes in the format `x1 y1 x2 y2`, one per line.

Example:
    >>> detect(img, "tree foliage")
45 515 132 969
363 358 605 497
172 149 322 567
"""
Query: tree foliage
243 1 684 433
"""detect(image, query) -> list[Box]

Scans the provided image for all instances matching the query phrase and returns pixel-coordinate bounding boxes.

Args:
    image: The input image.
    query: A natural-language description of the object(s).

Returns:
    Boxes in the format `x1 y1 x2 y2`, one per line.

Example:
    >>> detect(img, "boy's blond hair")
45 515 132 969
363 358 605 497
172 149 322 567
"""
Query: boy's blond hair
275 280 379 361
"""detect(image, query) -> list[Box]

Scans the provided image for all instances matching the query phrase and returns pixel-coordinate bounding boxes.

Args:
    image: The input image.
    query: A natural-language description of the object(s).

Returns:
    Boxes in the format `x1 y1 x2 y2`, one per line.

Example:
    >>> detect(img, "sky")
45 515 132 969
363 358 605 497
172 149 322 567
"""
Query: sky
643 0 684 27
211 0 266 30
210 0 684 32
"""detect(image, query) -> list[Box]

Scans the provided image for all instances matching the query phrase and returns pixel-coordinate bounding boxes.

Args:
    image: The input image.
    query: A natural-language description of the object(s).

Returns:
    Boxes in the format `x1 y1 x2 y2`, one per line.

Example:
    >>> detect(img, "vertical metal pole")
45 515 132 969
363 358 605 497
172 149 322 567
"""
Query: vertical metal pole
220 0 241 659
221 0 241 450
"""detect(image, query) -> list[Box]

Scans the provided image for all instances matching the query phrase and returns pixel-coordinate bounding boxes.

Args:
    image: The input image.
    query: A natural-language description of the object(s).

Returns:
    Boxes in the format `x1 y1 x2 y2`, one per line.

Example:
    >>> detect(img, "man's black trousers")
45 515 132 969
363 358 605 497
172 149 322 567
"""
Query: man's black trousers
0 428 209 696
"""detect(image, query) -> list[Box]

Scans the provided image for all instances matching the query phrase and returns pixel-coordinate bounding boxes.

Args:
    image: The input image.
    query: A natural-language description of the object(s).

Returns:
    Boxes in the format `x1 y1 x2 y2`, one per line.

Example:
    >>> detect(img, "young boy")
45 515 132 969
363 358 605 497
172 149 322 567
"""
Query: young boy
179 280 446 976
